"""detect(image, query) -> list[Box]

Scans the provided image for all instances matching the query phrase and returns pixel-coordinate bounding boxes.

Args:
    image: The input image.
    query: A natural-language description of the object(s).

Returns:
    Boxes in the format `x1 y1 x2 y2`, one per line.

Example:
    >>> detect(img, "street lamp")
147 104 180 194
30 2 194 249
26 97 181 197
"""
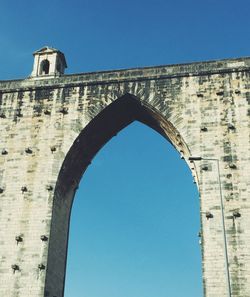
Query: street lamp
189 156 232 297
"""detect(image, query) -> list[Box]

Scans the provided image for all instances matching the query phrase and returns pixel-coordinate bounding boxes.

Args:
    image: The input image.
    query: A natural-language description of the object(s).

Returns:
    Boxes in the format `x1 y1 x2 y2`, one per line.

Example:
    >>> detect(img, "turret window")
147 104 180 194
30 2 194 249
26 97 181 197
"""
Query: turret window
40 59 50 75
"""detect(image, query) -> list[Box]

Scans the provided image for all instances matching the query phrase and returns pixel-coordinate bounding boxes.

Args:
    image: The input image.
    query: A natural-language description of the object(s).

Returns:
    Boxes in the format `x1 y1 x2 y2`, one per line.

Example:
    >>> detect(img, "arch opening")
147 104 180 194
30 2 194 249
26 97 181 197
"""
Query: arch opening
40 59 50 75
65 121 202 297
45 94 201 297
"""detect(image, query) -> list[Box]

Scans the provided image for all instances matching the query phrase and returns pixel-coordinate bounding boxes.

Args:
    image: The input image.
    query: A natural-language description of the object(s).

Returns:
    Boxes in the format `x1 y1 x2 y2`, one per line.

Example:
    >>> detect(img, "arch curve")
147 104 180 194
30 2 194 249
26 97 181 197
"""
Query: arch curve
57 94 191 197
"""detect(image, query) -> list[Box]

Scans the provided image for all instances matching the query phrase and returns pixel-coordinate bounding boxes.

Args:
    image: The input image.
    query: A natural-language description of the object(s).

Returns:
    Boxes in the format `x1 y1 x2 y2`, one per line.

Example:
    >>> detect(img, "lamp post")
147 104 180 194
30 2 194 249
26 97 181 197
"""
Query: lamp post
189 156 232 297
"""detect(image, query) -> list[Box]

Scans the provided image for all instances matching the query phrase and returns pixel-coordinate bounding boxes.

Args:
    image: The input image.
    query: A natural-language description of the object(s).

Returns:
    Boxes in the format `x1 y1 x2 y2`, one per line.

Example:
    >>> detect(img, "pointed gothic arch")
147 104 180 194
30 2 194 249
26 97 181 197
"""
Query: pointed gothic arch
44 93 195 297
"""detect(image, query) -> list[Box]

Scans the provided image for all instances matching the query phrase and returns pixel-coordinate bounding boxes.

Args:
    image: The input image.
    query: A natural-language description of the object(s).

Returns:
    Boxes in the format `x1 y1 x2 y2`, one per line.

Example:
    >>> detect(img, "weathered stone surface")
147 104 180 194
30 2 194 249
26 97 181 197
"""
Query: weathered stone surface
0 54 250 297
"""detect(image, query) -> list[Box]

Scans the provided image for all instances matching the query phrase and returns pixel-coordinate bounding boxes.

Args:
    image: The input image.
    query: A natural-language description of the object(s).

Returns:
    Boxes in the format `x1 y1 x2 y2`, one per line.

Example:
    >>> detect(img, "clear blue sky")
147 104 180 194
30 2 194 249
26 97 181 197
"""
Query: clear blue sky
1 0 250 296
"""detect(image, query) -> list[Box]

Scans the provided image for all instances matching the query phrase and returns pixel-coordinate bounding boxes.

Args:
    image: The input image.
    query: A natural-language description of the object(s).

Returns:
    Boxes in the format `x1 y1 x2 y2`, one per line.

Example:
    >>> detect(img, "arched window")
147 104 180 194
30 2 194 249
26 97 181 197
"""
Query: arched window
40 59 50 75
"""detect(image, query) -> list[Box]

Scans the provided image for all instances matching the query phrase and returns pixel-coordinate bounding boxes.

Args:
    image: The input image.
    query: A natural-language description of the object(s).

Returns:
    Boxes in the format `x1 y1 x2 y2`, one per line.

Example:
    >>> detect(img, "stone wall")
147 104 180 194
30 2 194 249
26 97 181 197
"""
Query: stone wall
0 57 249 296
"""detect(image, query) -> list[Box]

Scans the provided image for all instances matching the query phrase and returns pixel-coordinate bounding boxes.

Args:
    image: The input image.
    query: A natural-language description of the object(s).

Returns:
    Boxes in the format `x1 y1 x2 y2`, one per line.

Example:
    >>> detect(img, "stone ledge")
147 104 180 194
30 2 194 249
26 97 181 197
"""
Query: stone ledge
1 56 250 92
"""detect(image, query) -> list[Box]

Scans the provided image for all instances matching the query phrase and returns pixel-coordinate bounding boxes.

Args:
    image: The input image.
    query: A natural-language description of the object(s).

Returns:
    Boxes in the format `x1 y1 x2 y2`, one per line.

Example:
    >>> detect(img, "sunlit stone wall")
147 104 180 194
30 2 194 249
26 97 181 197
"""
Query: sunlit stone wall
0 56 249 297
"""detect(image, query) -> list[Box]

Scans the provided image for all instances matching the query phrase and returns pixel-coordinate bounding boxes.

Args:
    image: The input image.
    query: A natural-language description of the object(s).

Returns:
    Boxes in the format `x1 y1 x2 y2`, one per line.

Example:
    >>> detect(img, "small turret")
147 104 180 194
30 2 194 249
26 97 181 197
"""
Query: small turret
31 46 67 78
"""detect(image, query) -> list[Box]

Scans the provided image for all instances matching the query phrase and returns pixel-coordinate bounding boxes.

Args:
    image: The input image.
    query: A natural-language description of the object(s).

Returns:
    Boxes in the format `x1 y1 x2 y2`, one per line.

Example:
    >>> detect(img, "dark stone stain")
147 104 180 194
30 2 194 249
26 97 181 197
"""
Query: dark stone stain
35 89 53 101
223 155 233 162
33 104 43 116
246 92 250 105
224 182 233 191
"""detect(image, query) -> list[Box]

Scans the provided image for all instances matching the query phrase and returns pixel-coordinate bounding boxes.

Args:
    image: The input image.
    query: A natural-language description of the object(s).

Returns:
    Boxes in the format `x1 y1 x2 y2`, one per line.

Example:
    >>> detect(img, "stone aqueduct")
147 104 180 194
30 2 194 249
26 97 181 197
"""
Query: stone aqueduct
0 47 250 297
